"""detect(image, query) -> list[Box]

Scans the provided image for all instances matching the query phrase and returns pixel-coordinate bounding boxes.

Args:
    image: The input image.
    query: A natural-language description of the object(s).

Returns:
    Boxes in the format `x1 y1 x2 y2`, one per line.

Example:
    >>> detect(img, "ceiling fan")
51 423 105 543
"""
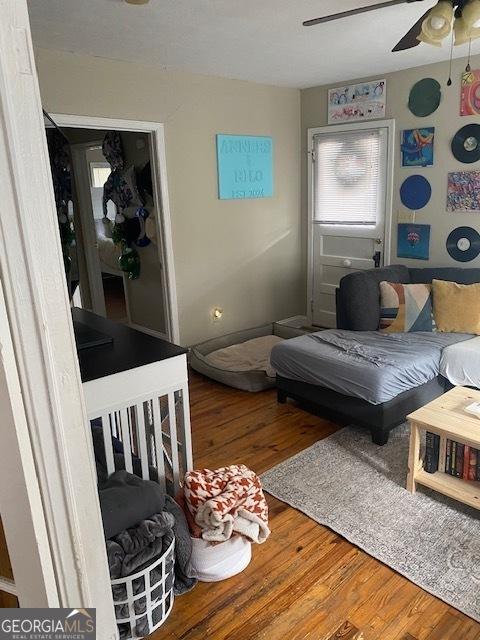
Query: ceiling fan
303 0 480 52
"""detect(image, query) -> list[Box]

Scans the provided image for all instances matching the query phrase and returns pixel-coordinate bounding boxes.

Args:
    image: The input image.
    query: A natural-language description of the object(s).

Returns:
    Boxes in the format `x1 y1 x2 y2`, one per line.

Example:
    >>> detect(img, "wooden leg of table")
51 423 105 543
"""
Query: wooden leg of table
407 421 421 494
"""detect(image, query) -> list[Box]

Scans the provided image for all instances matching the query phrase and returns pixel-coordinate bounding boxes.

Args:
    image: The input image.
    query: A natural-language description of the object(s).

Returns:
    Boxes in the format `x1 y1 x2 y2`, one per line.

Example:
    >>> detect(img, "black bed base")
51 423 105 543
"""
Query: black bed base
276 375 448 445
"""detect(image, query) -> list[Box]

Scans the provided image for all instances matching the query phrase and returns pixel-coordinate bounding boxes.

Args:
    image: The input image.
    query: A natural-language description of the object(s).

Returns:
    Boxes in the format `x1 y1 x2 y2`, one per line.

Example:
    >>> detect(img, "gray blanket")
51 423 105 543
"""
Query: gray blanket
108 512 175 639
107 502 197 639
99 471 166 540
103 472 197 595
271 330 473 404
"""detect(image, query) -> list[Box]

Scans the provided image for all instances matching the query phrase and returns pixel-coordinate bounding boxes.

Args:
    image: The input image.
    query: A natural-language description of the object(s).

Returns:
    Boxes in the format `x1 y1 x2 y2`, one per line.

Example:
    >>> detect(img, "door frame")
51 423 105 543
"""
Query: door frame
0 2 117 634
51 113 180 344
306 119 395 327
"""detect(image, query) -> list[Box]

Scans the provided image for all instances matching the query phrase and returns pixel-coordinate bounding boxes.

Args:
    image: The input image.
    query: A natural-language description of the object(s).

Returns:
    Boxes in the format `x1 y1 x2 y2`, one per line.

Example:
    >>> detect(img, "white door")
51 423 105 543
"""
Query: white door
308 121 394 328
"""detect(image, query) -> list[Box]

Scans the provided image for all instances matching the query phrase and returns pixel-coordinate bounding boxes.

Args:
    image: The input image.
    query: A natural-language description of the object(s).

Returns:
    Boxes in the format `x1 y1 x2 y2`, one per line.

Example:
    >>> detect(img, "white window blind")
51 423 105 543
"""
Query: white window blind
313 128 386 225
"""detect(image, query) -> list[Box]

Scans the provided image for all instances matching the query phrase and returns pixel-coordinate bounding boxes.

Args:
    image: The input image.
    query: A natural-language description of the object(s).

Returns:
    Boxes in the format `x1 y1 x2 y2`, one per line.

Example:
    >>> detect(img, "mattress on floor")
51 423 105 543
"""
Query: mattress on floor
440 336 480 389
190 323 306 392
271 330 473 405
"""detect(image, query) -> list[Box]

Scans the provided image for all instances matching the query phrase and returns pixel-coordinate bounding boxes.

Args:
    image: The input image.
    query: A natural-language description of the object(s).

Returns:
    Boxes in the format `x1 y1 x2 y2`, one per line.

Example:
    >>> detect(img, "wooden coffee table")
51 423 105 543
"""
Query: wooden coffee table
406 386 480 510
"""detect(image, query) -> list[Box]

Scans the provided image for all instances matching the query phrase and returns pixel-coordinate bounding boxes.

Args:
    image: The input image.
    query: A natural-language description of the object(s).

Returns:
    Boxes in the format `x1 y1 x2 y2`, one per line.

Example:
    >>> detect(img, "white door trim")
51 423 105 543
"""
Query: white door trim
0 280 57 606
306 119 395 326
50 114 180 343
0 2 117 635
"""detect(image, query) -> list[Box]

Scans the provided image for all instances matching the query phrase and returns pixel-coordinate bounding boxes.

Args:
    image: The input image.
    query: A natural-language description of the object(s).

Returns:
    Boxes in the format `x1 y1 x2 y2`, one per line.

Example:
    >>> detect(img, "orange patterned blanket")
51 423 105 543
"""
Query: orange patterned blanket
184 464 270 544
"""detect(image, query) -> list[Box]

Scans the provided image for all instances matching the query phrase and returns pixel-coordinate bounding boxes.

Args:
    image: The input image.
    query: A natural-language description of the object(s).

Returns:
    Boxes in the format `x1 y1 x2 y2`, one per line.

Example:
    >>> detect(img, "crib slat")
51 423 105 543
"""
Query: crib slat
168 391 180 494
180 386 193 472
101 413 115 476
136 403 149 480
152 398 166 494
120 407 133 474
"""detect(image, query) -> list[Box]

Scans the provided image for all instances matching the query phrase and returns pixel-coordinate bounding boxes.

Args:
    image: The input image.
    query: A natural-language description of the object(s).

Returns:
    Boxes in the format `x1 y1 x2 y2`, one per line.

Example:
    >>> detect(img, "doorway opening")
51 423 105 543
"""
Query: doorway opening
44 115 179 343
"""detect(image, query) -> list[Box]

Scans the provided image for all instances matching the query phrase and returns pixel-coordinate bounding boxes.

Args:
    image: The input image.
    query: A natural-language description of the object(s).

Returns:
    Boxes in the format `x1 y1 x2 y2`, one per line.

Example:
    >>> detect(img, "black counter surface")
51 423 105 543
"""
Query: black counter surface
73 308 187 383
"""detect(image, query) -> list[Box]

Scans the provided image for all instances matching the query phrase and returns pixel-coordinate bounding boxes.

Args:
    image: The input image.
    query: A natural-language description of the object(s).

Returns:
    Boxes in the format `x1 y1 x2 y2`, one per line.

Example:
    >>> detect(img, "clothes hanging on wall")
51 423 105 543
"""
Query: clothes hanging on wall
101 131 153 279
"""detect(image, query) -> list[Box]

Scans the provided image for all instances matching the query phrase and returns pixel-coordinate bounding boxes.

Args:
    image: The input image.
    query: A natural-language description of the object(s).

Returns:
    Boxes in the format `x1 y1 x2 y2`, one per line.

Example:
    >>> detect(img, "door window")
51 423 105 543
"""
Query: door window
313 128 387 226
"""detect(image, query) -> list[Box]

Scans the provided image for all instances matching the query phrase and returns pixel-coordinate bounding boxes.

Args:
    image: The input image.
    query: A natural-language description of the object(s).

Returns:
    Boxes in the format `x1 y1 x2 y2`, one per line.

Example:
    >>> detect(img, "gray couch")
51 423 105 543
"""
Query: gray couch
276 265 480 445
336 265 480 330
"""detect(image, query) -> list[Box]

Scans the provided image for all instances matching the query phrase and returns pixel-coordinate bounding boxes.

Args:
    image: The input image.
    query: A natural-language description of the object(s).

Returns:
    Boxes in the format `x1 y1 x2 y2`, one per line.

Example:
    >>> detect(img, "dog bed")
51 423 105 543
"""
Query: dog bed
190 323 305 392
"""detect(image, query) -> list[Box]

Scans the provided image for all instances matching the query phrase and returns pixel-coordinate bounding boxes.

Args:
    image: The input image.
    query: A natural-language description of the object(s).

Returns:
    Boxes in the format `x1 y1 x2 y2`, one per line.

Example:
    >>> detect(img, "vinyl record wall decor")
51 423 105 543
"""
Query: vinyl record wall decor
400 175 432 210
451 124 480 163
446 226 480 262
408 78 441 117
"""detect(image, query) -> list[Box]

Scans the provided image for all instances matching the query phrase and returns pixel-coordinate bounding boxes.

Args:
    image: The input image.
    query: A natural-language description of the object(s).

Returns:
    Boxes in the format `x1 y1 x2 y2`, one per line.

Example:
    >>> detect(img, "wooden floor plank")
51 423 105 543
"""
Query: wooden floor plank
152 371 479 639
0 590 18 608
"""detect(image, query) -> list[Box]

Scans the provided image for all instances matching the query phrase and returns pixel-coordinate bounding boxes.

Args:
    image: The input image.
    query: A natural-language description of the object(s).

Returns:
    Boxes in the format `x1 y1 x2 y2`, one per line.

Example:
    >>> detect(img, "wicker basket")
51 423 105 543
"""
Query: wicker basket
112 538 175 640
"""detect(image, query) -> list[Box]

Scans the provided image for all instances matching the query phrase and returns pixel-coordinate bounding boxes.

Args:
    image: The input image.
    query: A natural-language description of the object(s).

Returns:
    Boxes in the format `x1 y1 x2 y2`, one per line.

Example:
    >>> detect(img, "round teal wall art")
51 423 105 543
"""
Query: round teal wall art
408 78 441 117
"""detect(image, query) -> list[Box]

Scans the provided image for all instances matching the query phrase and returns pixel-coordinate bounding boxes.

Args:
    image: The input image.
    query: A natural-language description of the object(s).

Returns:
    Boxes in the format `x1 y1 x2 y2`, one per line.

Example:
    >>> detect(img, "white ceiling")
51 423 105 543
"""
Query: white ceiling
27 0 475 89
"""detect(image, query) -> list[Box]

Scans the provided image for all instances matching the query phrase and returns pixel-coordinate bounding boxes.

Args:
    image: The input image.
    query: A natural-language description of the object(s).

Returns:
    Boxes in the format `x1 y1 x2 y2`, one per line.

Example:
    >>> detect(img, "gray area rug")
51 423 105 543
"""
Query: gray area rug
261 424 480 622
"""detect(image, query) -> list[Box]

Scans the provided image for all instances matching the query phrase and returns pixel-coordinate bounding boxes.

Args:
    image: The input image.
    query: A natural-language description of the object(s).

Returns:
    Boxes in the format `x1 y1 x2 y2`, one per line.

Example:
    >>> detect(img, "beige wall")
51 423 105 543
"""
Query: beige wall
302 54 480 295
36 48 302 345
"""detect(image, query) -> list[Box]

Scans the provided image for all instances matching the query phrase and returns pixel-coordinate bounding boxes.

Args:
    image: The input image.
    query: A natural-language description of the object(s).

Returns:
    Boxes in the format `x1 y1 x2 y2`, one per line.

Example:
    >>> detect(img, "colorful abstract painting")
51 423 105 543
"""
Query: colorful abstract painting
401 128 434 167
397 223 431 260
447 171 480 212
327 80 386 124
461 69 480 116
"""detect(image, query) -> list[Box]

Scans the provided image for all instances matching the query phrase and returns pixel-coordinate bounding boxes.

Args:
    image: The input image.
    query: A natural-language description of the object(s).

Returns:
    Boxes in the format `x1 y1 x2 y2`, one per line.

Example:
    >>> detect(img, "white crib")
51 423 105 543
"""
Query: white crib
75 307 193 496
83 354 192 496
75 308 193 639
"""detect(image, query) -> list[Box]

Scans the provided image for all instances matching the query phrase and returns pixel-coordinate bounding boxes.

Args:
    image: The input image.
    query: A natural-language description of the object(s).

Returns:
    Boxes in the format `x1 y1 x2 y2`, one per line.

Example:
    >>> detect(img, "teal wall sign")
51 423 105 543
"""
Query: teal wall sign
216 134 273 200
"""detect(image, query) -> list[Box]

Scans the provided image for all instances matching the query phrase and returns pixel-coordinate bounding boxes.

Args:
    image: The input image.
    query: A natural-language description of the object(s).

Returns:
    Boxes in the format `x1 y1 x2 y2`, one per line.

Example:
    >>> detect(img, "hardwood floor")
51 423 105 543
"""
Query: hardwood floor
0 518 18 607
155 371 480 640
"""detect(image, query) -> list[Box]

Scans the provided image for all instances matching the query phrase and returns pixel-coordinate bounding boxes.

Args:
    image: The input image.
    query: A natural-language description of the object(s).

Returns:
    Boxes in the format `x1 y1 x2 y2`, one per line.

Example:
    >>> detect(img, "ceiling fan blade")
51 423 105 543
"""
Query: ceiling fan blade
303 0 412 27
391 8 432 51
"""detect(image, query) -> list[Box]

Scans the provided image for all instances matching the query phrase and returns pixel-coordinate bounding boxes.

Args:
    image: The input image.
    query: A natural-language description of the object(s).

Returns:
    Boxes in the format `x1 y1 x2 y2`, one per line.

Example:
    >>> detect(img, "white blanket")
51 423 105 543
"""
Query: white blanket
440 336 480 388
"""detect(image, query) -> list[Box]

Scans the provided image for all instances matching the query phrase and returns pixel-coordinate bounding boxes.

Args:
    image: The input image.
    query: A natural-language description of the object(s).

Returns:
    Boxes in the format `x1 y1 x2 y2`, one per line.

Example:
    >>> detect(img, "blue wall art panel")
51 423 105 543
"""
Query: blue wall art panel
397 223 431 260
216 134 273 200
401 127 434 167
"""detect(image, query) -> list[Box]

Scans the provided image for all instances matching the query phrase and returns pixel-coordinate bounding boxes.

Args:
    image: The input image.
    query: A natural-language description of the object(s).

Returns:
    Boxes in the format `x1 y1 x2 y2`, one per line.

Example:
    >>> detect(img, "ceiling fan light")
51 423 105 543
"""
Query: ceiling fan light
461 0 480 40
417 33 443 47
417 31 444 46
418 0 453 45
454 16 470 45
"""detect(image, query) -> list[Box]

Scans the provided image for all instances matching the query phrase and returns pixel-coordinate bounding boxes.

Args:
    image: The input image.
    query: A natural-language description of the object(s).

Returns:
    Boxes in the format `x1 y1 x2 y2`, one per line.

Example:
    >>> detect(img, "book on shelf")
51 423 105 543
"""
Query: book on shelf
425 434 480 481
424 432 440 473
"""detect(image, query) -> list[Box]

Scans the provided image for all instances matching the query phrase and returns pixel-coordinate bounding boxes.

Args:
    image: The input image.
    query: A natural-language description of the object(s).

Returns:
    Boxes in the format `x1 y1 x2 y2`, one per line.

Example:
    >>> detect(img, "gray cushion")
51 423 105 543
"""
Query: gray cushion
409 267 480 285
337 265 410 331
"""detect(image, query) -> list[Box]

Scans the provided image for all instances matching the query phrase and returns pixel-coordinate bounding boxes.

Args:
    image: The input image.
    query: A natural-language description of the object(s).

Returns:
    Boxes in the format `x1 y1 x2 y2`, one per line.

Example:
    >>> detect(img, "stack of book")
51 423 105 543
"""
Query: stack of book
425 432 480 480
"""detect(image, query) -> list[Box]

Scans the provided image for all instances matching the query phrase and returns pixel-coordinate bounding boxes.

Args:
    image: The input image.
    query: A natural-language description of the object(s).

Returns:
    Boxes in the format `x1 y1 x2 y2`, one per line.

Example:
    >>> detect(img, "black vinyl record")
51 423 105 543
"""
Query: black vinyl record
451 124 480 163
446 226 480 262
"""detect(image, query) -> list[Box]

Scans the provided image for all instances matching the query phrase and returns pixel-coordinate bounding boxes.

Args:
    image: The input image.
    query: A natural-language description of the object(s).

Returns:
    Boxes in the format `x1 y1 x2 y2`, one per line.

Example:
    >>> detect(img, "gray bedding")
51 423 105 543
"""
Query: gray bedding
271 330 472 405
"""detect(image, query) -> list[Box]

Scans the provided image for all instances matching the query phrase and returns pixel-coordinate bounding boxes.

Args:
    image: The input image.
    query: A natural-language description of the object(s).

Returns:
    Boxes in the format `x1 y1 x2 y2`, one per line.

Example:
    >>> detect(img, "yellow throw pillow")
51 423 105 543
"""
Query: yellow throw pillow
432 279 480 334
